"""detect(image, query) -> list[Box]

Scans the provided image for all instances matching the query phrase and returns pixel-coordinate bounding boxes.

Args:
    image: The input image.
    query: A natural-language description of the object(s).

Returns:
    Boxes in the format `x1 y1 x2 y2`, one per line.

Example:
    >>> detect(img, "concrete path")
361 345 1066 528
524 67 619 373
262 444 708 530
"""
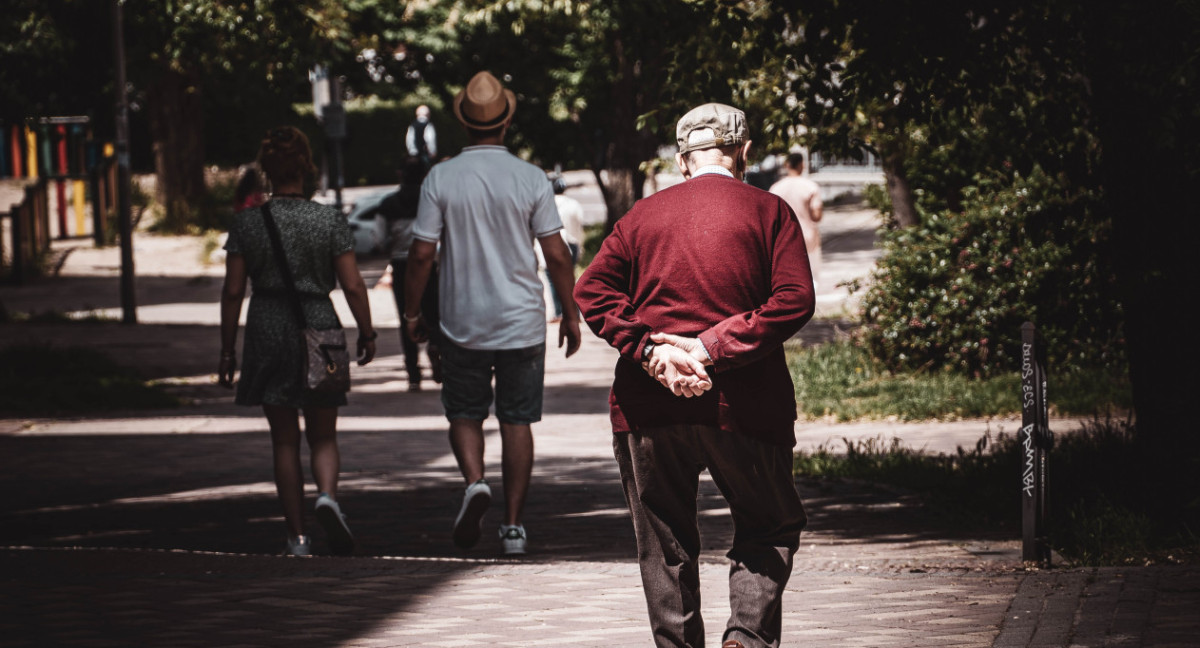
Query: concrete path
2 199 1197 647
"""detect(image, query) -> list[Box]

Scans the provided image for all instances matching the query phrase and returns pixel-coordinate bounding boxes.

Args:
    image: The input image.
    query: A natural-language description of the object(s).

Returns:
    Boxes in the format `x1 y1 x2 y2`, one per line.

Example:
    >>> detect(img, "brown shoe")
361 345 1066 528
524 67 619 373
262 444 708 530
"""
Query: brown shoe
721 641 745 648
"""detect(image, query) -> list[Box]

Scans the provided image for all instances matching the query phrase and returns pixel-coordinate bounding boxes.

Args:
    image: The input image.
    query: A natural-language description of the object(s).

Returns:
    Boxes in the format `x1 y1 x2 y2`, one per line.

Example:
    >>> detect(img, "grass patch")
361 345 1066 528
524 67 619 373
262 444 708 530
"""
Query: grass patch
794 419 1200 566
0 344 179 416
786 339 1130 421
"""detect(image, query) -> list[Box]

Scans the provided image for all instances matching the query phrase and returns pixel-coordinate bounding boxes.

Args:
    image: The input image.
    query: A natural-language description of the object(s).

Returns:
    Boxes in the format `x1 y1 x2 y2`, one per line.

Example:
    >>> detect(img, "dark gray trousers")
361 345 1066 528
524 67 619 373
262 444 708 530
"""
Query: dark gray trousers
613 425 807 648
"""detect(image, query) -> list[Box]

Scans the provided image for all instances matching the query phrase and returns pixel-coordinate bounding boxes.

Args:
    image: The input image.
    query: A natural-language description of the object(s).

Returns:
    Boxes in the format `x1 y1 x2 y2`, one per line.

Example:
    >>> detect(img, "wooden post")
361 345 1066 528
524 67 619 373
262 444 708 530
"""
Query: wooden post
1020 322 1053 565
10 125 22 178
55 124 69 237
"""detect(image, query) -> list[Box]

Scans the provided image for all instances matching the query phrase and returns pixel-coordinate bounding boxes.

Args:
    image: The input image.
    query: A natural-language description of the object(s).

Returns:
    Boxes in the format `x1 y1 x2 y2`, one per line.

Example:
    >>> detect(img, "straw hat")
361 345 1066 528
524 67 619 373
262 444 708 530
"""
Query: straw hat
453 71 517 131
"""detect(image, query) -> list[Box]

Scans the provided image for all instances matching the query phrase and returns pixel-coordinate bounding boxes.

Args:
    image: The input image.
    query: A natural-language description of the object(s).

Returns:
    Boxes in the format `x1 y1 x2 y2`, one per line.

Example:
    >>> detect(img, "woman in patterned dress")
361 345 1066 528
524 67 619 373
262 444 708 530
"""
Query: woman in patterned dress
218 126 377 557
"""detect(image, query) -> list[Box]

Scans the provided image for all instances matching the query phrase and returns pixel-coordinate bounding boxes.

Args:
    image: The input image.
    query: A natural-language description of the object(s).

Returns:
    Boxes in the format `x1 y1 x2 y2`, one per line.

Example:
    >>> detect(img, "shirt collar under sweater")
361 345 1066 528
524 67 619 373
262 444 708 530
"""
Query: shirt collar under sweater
692 165 735 179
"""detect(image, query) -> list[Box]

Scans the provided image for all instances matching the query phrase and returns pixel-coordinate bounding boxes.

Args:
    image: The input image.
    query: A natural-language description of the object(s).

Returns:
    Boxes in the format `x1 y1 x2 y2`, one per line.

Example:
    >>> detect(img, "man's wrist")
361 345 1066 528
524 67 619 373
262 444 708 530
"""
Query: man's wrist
642 339 657 361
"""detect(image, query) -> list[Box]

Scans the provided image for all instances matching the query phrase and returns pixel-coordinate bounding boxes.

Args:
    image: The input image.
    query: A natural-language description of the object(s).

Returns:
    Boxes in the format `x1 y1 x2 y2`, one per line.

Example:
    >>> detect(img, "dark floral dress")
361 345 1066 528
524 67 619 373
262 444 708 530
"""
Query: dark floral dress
224 198 355 408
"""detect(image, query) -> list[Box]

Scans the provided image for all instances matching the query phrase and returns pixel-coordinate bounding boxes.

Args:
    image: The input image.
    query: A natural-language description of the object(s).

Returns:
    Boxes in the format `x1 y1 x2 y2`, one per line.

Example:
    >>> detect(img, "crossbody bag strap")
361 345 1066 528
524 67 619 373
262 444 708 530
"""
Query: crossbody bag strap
260 201 308 329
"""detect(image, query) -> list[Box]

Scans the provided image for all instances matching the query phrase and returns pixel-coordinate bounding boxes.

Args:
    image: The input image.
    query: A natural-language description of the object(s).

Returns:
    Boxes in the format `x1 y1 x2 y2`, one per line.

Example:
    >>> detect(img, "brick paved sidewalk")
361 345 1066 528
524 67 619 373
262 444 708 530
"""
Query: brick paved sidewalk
4 327 1198 646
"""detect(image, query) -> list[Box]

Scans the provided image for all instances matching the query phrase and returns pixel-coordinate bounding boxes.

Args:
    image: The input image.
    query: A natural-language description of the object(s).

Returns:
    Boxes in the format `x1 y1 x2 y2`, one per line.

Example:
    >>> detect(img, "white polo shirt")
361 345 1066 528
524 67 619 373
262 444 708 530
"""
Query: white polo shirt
413 145 562 349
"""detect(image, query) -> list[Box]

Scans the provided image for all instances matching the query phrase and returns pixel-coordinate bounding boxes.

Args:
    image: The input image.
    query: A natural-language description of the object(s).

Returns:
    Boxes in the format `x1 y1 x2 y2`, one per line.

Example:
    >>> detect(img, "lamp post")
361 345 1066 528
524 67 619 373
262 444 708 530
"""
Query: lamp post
112 0 136 324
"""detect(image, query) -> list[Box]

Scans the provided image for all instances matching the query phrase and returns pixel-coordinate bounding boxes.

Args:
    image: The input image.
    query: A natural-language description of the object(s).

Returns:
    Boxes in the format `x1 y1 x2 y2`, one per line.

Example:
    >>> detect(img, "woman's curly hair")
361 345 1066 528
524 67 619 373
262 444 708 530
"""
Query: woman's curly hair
257 126 317 190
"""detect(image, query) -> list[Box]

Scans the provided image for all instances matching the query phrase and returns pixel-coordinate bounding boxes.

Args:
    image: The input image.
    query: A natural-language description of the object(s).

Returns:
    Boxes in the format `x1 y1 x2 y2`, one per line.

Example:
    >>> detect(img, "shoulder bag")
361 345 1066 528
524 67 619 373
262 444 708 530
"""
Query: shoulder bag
261 201 352 393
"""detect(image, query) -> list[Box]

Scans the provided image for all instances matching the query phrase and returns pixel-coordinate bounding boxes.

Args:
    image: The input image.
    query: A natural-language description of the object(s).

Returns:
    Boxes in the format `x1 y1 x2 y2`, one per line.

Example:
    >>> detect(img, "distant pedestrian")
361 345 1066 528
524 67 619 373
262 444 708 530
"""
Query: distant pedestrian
218 126 377 557
542 175 584 322
769 152 824 288
403 71 581 556
233 166 266 213
575 103 815 648
406 105 438 171
376 158 442 391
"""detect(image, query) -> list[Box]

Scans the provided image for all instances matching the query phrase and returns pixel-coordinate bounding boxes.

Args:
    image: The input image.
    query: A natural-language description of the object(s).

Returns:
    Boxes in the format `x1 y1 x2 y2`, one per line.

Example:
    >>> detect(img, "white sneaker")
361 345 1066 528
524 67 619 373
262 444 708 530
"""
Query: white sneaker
452 479 492 549
284 534 312 557
315 493 355 556
499 524 527 555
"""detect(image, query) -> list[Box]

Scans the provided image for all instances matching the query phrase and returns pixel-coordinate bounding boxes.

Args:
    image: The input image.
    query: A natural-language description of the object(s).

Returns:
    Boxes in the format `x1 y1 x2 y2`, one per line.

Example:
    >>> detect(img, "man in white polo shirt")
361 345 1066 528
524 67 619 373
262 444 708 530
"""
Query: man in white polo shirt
403 71 581 555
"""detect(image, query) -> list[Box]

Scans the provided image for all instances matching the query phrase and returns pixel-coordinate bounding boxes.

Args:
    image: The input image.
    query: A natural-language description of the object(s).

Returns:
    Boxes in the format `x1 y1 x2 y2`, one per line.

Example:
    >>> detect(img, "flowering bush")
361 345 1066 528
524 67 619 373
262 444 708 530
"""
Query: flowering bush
859 166 1124 377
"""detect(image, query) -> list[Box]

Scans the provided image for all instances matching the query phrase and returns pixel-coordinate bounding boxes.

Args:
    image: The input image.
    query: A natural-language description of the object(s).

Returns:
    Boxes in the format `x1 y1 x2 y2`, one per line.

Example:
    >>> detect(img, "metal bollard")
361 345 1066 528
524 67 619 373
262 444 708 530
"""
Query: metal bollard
1020 322 1053 565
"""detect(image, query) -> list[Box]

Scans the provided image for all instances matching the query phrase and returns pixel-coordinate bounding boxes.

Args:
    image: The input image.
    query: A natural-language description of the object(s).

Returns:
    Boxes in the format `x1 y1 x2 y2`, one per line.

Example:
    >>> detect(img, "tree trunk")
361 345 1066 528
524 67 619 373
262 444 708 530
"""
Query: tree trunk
146 69 207 228
596 32 654 234
880 145 919 228
595 166 641 234
1083 7 1199 461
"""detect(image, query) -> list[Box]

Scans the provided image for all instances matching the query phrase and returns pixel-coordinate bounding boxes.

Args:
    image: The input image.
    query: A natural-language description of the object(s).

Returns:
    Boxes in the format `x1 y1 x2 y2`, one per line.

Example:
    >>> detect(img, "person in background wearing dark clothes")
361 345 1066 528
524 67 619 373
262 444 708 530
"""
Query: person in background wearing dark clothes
543 176 584 322
376 158 441 391
218 126 377 557
574 103 815 648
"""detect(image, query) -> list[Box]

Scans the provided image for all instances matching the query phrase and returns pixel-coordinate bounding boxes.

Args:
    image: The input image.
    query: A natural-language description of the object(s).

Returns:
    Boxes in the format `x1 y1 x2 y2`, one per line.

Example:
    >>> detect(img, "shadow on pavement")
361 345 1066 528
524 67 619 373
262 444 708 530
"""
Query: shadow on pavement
0 429 1004 563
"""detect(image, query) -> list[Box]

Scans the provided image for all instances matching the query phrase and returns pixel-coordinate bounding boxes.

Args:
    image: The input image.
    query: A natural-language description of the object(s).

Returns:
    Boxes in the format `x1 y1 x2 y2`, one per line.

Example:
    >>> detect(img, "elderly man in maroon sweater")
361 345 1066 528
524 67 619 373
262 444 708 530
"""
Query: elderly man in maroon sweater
574 103 814 648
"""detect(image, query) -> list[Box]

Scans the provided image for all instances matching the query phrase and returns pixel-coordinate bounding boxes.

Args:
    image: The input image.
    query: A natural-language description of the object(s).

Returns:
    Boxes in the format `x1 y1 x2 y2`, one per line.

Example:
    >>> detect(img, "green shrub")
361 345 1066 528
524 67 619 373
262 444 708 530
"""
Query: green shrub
859 166 1123 377
793 419 1200 566
579 223 606 268
863 183 891 218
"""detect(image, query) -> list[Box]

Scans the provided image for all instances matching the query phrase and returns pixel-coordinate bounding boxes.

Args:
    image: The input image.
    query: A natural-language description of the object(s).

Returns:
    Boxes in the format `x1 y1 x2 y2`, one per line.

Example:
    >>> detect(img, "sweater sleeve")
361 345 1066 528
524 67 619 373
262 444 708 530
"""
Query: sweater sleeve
697 201 815 372
573 226 655 362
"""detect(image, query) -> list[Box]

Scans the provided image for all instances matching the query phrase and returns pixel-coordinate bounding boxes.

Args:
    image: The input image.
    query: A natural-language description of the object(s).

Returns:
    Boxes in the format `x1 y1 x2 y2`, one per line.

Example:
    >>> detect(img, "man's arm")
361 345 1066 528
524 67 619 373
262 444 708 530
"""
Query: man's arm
809 187 824 223
573 228 654 362
405 126 417 157
575 230 710 396
693 205 815 372
425 125 437 158
538 233 581 357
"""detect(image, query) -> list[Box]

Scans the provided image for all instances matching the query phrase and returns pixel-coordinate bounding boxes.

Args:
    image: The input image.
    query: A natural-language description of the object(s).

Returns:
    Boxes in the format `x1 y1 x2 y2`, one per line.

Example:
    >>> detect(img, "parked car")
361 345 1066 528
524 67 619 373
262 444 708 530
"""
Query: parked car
340 189 393 256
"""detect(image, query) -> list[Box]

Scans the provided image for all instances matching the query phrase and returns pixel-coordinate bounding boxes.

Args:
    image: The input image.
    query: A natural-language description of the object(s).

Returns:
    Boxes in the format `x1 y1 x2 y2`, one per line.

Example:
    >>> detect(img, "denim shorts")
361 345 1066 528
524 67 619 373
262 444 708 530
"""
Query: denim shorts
439 339 546 425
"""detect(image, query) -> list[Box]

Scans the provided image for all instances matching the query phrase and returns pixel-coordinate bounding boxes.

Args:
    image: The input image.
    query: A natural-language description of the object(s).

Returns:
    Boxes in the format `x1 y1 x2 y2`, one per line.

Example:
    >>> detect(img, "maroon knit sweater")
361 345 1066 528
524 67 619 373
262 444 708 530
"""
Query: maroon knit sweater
574 173 815 447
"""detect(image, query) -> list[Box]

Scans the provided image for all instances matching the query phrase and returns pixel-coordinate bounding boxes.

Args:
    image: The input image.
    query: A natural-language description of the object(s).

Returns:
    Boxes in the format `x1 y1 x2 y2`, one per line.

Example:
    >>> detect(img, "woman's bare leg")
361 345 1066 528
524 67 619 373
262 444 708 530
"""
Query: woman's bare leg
264 404 304 537
303 407 340 497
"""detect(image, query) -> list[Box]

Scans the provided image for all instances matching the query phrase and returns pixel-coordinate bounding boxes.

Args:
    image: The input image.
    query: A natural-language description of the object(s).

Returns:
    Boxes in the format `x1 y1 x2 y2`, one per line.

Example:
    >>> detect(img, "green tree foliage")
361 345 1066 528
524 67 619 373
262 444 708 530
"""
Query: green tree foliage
120 0 354 221
354 0 792 230
860 167 1121 377
0 1 111 124
778 2 1096 228
774 2 1132 388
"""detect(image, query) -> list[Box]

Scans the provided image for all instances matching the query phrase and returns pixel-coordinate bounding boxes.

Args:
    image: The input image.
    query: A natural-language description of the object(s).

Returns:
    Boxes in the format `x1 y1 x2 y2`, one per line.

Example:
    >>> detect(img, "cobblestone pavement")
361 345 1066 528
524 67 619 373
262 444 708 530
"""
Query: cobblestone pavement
3 205 1199 647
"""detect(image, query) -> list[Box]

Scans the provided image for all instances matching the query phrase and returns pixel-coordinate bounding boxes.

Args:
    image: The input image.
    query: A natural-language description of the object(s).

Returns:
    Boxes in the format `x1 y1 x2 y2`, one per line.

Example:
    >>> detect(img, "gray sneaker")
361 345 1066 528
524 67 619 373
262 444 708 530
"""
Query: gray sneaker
499 524 527 555
452 479 492 549
284 534 312 557
315 493 355 556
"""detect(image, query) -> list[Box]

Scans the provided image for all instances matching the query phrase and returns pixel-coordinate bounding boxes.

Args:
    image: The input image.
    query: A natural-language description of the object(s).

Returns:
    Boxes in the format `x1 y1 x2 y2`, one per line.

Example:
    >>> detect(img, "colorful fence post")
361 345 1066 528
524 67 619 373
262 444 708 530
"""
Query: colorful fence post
1020 321 1053 566
39 123 52 178
72 125 88 236
10 124 22 178
24 124 37 179
55 124 70 237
